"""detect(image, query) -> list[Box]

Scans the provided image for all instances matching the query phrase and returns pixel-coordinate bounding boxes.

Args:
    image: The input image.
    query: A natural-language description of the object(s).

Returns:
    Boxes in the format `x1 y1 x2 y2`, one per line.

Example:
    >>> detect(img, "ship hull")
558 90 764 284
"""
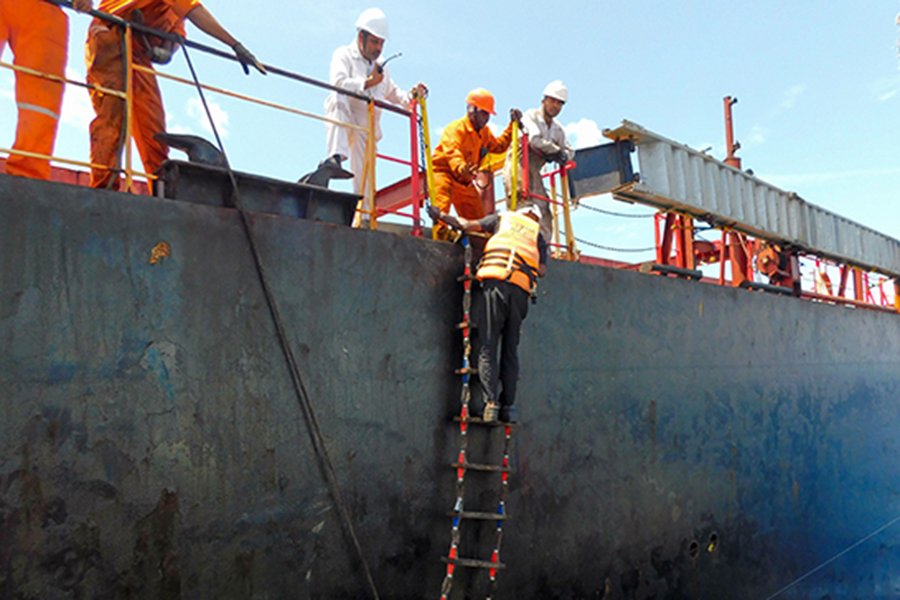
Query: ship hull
2 173 900 599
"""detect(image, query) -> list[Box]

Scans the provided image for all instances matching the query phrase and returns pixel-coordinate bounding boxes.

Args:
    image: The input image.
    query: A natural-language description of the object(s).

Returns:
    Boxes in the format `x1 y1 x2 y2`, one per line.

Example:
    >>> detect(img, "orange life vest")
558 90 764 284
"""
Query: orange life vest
476 212 540 293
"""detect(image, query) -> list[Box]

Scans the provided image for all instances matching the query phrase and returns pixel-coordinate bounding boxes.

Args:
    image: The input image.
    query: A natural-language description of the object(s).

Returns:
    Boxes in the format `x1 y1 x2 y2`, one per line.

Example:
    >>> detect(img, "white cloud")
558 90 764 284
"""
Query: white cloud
186 97 229 137
781 84 806 110
167 123 193 135
747 125 768 146
870 76 900 102
564 118 605 149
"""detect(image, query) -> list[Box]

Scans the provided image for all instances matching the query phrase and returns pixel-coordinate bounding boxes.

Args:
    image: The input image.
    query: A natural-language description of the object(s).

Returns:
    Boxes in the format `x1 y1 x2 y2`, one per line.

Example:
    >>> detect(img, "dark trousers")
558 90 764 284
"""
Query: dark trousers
472 279 530 409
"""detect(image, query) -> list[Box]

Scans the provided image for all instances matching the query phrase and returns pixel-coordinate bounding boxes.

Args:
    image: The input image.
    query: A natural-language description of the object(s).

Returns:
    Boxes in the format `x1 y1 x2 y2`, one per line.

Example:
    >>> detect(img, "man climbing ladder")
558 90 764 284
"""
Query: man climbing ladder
429 203 548 422
436 232 513 600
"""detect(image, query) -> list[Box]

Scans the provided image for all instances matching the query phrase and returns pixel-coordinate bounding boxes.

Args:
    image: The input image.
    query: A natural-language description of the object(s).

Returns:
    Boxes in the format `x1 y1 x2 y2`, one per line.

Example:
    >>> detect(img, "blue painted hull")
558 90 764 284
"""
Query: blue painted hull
1 173 899 599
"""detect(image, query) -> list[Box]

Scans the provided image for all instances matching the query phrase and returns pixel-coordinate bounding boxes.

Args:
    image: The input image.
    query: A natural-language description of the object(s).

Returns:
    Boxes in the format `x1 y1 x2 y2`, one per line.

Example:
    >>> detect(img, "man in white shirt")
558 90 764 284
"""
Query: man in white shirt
323 8 425 193
502 80 575 241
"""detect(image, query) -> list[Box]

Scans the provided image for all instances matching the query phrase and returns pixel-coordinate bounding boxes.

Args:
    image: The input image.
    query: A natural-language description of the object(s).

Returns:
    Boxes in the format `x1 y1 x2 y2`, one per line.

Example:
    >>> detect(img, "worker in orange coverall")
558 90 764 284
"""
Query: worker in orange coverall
0 0 92 180
86 0 265 189
431 88 521 239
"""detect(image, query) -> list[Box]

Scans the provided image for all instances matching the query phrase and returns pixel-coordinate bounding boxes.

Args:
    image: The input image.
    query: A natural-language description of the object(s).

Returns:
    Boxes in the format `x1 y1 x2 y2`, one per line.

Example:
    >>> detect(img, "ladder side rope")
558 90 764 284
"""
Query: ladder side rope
486 424 513 600
440 236 475 600
440 237 514 600
182 46 380 600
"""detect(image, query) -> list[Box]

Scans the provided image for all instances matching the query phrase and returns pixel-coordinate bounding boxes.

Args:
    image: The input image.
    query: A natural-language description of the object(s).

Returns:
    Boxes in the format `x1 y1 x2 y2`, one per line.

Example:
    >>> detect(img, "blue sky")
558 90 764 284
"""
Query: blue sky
3 1 900 262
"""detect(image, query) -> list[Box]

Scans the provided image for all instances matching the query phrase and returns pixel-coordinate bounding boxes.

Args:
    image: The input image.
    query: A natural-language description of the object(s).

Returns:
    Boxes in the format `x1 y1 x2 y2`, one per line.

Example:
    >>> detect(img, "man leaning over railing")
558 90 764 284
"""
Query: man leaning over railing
431 88 522 240
86 0 265 190
0 0 92 180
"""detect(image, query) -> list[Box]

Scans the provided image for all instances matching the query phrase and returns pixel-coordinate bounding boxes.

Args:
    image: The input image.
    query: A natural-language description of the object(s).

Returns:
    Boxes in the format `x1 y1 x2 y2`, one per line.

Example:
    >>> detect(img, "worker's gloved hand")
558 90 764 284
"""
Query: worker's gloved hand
148 45 174 64
427 205 442 222
559 148 575 167
460 163 478 185
72 0 92 12
233 42 266 75
411 82 428 100
509 108 523 127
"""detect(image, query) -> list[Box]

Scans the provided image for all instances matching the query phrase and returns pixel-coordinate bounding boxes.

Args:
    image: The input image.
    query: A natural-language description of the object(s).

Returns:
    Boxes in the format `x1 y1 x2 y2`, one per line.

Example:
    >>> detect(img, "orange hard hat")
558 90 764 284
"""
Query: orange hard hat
465 88 496 115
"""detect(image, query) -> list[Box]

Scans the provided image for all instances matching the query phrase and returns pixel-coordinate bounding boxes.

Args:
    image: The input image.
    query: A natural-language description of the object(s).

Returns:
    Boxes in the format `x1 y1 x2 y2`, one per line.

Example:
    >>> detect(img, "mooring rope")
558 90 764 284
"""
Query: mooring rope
181 45 381 600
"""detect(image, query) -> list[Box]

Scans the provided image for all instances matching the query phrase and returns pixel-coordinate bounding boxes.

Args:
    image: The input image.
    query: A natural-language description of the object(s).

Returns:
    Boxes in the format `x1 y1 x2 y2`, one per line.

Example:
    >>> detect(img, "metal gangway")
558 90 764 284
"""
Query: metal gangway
566 119 900 312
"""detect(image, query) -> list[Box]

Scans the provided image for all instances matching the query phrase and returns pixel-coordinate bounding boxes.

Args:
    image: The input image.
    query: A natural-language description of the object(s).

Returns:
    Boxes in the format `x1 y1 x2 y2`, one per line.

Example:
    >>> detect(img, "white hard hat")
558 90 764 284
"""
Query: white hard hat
356 8 390 40
542 80 568 103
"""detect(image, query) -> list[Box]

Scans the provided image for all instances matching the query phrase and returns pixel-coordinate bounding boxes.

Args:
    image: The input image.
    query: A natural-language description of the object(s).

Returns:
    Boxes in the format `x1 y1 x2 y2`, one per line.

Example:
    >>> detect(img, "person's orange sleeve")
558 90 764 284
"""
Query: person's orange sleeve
484 120 514 155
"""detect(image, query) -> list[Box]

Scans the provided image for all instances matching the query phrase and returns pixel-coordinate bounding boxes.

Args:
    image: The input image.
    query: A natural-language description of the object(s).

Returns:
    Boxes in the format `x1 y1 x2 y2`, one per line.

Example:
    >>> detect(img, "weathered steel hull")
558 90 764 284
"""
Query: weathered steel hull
2 173 900 599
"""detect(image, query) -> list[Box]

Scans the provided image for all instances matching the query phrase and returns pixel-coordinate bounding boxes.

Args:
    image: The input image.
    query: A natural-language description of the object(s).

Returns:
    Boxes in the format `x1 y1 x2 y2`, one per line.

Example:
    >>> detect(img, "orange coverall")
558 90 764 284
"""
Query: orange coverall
0 0 68 180
86 0 199 189
431 116 513 221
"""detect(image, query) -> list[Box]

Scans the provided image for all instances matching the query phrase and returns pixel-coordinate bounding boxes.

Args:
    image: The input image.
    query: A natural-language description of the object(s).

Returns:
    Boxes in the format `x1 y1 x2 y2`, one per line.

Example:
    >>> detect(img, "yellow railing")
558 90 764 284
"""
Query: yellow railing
1 5 390 210
0 57 153 183
493 129 580 260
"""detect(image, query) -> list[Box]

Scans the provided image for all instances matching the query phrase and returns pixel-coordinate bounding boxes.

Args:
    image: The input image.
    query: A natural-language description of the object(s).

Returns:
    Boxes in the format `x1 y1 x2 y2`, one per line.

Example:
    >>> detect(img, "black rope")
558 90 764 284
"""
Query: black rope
574 237 656 253
181 46 381 600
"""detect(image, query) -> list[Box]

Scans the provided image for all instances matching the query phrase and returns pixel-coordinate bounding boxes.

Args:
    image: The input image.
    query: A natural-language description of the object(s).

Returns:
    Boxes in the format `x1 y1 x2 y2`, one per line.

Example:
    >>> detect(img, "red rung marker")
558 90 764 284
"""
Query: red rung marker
457 468 465 479
449 546 457 559
489 568 497 579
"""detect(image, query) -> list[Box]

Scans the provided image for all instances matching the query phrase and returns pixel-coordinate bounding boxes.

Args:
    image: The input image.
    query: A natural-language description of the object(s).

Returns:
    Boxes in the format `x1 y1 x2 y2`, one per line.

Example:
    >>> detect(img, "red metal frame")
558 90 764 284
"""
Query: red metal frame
370 101 427 236
724 96 741 170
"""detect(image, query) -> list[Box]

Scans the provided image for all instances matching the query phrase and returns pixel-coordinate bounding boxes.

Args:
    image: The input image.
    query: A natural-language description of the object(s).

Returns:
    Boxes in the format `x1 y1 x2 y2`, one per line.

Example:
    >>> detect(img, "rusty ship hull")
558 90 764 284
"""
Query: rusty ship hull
2 172 900 599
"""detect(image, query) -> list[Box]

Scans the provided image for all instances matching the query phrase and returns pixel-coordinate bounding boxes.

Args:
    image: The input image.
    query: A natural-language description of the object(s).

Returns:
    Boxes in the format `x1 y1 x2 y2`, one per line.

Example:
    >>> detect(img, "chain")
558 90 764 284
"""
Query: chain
574 237 656 253
579 202 655 218
416 94 431 209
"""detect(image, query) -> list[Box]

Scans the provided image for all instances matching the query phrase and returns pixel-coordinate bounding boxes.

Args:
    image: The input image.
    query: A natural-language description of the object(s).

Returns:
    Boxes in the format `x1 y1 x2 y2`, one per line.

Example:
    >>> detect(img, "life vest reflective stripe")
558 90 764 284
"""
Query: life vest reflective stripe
476 212 540 293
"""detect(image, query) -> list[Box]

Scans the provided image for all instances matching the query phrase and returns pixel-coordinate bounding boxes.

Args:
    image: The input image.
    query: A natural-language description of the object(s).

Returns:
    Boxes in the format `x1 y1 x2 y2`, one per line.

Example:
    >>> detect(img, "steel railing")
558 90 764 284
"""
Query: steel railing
3 0 425 232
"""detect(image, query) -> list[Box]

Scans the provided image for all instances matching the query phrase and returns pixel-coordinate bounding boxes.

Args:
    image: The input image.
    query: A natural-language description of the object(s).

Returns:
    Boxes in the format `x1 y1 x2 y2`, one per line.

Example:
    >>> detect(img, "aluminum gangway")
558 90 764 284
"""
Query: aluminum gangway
568 120 900 279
